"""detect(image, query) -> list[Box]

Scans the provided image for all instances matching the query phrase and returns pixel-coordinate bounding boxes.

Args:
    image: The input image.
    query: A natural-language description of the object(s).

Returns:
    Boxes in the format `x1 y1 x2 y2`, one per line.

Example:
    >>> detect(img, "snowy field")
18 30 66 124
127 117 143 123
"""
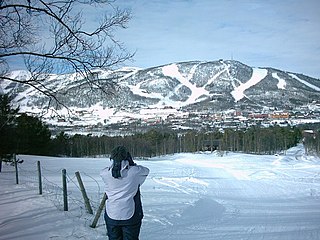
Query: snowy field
1 144 320 240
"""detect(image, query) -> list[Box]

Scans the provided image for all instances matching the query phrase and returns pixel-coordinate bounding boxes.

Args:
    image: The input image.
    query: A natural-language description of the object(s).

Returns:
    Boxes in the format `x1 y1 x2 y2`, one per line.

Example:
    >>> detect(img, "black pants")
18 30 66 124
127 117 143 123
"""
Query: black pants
106 222 142 240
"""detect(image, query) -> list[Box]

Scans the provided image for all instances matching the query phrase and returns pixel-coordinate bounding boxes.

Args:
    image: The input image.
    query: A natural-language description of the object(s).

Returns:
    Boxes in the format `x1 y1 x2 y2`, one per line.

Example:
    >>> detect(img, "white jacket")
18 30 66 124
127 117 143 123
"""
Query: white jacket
100 160 149 220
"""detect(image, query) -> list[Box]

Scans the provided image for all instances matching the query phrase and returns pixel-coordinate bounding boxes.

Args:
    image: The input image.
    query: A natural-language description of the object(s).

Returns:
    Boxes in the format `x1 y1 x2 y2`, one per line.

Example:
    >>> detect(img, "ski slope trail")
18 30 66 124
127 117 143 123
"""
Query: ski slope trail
231 68 268 102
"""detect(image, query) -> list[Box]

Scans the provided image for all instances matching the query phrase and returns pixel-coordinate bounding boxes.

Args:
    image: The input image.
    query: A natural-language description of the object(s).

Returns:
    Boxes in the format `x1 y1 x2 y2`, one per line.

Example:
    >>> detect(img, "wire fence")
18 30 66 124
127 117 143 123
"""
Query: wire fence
0 156 106 229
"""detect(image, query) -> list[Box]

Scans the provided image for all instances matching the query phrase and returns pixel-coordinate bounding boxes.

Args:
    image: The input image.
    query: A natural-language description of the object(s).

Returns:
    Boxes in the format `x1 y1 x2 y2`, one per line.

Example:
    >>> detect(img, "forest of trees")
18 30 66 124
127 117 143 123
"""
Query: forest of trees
1 93 319 159
49 126 303 158
0 94 51 157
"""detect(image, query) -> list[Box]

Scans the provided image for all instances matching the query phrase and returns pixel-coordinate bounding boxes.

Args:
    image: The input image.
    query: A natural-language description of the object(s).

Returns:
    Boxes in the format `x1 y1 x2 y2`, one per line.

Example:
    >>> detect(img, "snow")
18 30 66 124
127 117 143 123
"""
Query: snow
162 64 209 106
1 144 320 239
272 72 286 89
205 67 228 87
231 68 268 102
289 73 320 92
128 80 164 100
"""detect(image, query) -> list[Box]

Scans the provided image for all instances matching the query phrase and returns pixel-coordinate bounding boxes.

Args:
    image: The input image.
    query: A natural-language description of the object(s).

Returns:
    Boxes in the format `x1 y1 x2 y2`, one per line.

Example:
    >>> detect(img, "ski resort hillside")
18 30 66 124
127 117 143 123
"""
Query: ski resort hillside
2 60 320 136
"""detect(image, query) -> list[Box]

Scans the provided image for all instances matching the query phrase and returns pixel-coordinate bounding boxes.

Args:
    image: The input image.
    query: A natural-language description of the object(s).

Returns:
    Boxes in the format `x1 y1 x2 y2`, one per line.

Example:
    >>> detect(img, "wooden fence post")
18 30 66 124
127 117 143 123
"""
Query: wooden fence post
14 154 19 184
62 169 68 211
75 171 93 214
90 193 107 228
37 161 42 195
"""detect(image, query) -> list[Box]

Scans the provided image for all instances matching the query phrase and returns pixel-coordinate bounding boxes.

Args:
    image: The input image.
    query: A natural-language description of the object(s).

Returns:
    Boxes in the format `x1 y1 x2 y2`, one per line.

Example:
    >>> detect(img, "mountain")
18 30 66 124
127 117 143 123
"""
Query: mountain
1 60 320 132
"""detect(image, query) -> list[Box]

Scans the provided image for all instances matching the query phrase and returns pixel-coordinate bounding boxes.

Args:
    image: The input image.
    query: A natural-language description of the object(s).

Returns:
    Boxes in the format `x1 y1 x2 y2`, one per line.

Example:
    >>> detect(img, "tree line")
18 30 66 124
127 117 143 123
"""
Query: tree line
2 93 319 159
50 126 302 158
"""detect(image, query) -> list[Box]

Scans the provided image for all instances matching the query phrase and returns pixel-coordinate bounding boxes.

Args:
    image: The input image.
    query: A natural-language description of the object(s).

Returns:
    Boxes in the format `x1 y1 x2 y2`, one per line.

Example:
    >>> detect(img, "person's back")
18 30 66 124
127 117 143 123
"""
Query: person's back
100 146 149 240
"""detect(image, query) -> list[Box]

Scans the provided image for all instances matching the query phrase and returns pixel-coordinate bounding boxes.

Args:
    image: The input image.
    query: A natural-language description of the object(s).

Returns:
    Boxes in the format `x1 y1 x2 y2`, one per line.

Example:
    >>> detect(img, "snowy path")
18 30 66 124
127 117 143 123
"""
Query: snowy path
1 144 320 239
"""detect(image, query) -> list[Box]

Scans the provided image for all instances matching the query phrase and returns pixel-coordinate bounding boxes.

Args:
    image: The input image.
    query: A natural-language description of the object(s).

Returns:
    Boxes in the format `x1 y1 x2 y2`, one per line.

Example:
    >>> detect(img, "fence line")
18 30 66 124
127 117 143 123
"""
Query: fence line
37 161 42 195
4 157 106 229
75 171 93 214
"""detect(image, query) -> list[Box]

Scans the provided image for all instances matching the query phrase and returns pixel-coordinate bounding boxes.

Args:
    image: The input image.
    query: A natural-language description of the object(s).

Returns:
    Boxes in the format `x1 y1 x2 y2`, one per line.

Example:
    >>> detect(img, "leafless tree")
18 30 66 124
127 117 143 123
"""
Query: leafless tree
0 0 133 105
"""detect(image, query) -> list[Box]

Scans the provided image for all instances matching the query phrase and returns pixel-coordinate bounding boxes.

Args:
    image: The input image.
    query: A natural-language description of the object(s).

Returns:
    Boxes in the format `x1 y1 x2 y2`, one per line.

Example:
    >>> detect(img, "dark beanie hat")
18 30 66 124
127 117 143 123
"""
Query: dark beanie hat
111 146 128 162
110 146 128 178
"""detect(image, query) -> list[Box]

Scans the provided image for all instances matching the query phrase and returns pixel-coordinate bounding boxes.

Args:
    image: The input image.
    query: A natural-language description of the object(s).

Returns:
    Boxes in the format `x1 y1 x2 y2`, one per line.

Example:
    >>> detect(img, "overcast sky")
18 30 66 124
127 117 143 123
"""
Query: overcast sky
110 0 320 78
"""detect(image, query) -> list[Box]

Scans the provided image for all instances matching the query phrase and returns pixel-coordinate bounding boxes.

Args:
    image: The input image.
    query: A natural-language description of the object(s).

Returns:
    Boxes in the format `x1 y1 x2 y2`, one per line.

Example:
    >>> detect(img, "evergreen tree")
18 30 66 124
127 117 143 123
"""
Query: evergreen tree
0 94 19 157
51 132 71 156
15 113 51 155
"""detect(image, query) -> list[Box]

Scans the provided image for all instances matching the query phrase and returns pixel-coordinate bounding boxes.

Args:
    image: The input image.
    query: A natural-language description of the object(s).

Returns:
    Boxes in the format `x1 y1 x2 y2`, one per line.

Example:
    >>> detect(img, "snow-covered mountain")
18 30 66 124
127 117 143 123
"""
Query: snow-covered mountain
1 60 320 130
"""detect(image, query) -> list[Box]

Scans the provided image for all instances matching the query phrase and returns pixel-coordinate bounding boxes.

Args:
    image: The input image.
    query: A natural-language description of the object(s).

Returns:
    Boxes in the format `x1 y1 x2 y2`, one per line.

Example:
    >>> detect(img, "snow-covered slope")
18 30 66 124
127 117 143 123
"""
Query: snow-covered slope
1 144 320 239
231 68 268 101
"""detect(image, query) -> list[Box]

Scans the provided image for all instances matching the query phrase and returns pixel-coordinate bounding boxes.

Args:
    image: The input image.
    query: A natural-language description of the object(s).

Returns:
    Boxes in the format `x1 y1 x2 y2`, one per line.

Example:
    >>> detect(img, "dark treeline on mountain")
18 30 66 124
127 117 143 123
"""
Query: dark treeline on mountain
1 93 319 159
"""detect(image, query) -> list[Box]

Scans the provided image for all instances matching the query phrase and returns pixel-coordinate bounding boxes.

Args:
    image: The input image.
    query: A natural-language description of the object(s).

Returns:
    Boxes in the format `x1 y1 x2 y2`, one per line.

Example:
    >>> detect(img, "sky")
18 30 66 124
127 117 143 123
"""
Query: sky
109 0 320 79
5 0 320 79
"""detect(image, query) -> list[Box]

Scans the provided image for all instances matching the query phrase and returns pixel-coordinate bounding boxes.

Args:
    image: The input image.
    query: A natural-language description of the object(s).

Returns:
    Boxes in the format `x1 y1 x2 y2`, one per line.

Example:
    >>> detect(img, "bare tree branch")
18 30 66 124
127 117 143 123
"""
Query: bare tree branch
0 0 133 108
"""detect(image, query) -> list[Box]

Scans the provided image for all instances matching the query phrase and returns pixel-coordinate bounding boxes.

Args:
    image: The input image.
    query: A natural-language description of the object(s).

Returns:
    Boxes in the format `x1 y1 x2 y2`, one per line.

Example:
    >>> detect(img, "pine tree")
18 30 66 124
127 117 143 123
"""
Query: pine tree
0 94 19 157
15 113 51 155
